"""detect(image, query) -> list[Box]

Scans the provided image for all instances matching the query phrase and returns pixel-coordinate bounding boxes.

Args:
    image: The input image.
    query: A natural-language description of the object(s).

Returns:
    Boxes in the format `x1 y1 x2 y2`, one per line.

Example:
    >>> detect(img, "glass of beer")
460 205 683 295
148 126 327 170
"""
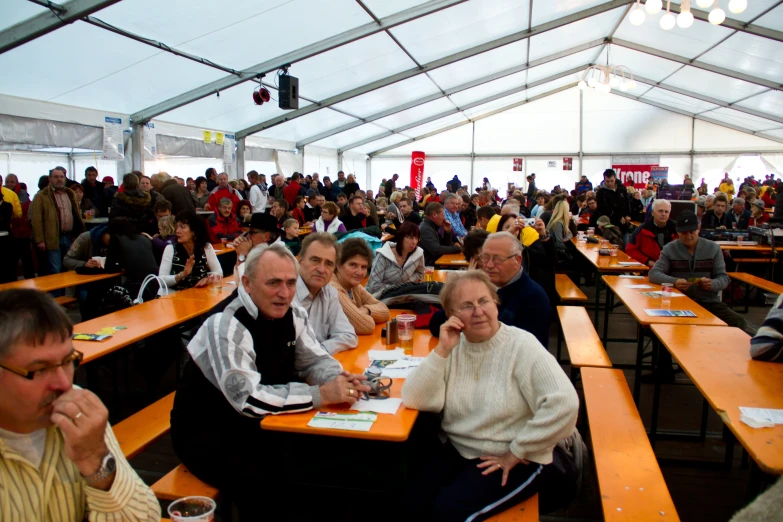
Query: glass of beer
207 272 222 295
168 496 216 522
610 248 618 264
396 314 416 354
424 266 435 282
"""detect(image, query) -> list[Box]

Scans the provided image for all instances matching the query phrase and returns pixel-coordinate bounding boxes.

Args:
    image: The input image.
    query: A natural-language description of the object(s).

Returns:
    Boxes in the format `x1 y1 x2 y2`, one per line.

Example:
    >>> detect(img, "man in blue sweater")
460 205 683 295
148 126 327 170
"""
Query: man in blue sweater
478 232 552 348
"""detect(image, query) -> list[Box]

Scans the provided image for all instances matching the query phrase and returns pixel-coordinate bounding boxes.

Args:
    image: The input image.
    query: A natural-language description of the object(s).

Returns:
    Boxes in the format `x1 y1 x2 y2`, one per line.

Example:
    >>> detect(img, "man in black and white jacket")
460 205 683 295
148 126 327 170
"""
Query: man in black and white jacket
170 243 369 519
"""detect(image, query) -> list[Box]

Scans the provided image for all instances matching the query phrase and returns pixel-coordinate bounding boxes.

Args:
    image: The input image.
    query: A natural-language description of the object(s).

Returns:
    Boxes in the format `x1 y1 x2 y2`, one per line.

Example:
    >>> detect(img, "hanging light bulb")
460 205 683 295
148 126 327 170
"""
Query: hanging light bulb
609 75 621 88
625 79 637 90
696 0 714 7
677 0 694 27
578 80 587 90
597 82 612 93
708 6 726 24
660 10 676 29
728 0 747 13
645 0 663 14
619 82 630 92
587 76 598 88
629 4 646 25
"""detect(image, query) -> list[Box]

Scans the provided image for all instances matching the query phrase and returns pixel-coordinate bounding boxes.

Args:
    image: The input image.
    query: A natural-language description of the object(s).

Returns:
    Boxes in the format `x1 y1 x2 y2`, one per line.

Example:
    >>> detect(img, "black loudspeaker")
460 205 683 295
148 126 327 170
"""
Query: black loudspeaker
279 75 299 110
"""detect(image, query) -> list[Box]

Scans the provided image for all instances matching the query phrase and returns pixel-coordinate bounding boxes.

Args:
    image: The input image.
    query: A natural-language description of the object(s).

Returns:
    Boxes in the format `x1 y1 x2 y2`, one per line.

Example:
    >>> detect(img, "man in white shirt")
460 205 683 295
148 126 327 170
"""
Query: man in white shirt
294 233 358 355
0 290 159 521
247 170 268 212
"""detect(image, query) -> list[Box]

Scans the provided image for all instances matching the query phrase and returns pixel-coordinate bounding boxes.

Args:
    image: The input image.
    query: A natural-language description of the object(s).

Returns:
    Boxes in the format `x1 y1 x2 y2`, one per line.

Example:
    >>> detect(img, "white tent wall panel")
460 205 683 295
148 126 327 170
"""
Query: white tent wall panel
1 152 69 199
144 157 223 181
245 161 278 177
369 157 412 196
377 125 474 156
582 90 693 153
693 120 783 151
473 158 524 193
523 157 581 192
303 146 338 180
342 152 369 189
72 158 121 185
370 157 473 195
473 89 580 154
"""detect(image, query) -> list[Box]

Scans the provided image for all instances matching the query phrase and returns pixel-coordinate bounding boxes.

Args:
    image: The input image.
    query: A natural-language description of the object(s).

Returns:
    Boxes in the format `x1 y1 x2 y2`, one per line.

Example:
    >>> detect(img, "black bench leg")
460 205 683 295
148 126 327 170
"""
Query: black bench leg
649 338 662 448
699 398 709 441
745 282 750 314
557 317 563 363
633 324 645 405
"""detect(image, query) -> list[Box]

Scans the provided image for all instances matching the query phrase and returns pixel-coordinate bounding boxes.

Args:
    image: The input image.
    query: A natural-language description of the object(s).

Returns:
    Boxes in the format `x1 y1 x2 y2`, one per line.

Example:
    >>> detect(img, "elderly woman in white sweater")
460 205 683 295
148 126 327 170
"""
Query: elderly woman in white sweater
401 270 580 520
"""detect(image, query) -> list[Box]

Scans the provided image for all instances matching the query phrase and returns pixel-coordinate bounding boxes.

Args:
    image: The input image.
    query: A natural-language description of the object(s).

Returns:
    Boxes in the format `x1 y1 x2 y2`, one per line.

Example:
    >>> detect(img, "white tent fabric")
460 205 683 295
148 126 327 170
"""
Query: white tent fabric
1 0 783 185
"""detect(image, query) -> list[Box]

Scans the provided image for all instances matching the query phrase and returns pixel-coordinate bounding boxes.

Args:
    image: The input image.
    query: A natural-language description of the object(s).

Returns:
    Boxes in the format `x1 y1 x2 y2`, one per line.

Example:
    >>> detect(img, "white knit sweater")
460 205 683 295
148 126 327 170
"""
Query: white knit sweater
402 323 579 464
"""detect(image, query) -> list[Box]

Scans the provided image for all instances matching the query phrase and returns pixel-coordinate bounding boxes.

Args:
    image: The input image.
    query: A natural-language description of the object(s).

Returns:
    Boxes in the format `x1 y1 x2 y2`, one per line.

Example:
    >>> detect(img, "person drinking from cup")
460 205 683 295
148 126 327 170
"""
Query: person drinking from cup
171 243 369 521
0 290 160 521
401 270 581 520
329 238 390 334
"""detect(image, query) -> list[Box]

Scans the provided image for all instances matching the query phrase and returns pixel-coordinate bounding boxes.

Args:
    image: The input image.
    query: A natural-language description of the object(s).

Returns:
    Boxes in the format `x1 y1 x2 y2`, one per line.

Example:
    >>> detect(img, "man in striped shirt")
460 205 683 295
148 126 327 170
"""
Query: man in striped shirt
0 290 160 521
171 242 368 520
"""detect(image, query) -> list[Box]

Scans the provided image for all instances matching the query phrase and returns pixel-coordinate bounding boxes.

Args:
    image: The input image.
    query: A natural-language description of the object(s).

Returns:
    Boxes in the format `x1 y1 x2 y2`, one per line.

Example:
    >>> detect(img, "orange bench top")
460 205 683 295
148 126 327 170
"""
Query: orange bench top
113 393 175 460
0 271 119 293
555 273 587 302
582 367 680 521
652 324 783 475
728 272 783 295
557 306 611 369
435 253 468 267
602 276 726 328
261 311 437 442
152 465 219 502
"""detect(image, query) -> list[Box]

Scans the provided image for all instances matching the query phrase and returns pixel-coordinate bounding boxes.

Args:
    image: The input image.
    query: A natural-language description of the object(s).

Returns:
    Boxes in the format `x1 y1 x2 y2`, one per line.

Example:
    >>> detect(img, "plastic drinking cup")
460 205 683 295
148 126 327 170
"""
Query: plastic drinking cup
207 272 222 295
396 314 416 354
424 266 435 282
168 496 216 522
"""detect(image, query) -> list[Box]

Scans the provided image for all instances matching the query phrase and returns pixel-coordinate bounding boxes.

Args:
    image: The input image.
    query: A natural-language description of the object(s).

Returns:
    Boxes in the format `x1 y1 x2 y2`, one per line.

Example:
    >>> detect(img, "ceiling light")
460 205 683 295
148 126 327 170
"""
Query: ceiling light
660 11 677 29
696 0 714 7
578 80 587 90
609 75 621 88
708 6 726 24
728 0 747 13
587 77 598 88
677 10 694 27
629 4 646 25
596 82 612 93
619 82 630 92
645 0 663 14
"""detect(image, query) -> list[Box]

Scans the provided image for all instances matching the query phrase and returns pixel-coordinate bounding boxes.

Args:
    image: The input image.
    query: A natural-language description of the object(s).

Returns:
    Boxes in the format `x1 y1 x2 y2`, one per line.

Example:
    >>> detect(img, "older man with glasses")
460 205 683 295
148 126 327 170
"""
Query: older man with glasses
0 290 160 521
429 232 552 348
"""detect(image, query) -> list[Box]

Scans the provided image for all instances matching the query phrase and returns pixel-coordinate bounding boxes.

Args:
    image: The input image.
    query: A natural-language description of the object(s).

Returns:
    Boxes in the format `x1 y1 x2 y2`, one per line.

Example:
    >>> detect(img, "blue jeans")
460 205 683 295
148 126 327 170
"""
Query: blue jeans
43 235 73 296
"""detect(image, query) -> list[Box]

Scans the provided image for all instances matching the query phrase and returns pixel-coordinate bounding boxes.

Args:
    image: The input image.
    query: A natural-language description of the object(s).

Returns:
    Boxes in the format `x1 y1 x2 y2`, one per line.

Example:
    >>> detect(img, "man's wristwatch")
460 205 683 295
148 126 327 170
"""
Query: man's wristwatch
238 254 246 263
84 451 116 486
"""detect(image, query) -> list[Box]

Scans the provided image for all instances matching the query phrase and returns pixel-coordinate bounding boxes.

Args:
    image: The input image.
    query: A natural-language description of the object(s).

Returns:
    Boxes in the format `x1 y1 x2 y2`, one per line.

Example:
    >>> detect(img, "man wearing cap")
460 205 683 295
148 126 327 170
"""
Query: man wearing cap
730 197 751 230
232 213 281 279
649 210 745 379
626 199 677 268
695 196 707 219
749 199 770 227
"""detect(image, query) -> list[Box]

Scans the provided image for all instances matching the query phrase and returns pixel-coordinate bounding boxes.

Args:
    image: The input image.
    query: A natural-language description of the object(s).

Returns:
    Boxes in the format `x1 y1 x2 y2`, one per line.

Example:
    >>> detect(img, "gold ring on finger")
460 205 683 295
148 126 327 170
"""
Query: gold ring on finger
74 411 83 420
348 389 355 396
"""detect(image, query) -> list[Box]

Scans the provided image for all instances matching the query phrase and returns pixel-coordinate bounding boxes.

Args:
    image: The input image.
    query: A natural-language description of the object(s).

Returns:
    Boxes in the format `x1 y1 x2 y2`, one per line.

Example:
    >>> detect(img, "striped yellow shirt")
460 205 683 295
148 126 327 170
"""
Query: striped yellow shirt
0 424 160 521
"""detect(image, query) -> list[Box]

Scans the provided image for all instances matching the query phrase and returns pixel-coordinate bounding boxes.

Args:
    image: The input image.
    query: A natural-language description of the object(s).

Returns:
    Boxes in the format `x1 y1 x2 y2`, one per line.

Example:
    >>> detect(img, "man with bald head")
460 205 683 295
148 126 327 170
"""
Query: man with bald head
626 199 678 268
171 242 368 520
206 172 241 213
151 171 194 215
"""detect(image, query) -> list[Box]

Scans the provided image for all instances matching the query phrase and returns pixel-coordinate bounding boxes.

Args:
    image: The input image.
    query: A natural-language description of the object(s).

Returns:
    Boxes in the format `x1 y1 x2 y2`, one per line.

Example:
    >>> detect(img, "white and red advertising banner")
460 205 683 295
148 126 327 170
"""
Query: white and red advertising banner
612 155 660 189
410 151 425 201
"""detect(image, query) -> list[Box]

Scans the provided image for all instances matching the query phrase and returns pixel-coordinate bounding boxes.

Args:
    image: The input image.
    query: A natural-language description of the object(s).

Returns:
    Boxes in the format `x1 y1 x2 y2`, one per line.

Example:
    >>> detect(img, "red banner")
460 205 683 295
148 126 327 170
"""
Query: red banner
563 157 573 171
612 164 656 189
410 151 425 202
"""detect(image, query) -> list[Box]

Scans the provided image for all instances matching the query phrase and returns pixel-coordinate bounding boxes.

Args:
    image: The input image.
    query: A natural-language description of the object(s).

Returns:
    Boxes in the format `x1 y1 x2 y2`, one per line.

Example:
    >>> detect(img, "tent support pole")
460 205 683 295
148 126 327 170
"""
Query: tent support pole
579 89 584 179
236 138 245 179
131 123 143 174
470 122 475 191
690 118 696 177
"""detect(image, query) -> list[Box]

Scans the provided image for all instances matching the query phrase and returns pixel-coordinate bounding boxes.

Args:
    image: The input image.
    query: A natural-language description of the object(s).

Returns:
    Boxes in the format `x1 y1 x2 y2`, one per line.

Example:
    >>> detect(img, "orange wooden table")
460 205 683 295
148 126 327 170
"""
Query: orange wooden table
601 276 725 404
381 232 393 242
210 243 236 256
570 237 650 325
261 310 438 441
75 297 218 364
728 272 783 313
718 244 773 252
0 270 120 293
161 276 237 305
651 325 783 475
435 253 468 267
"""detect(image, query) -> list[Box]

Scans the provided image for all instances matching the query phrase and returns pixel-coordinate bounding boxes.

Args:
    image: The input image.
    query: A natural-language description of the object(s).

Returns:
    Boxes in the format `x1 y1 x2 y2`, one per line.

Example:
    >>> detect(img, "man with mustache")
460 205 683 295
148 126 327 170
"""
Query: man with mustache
294 233 358 355
0 290 159 520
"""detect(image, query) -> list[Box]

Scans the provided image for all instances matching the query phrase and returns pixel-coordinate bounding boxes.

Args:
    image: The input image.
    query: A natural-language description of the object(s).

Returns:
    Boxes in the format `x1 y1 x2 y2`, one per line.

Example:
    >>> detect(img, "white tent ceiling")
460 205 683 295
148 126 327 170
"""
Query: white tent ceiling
1 0 782 156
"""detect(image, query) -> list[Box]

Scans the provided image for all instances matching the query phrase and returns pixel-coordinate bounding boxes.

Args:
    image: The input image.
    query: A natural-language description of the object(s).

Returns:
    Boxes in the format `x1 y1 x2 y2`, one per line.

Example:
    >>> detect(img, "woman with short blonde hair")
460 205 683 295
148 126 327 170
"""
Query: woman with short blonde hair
402 270 581 519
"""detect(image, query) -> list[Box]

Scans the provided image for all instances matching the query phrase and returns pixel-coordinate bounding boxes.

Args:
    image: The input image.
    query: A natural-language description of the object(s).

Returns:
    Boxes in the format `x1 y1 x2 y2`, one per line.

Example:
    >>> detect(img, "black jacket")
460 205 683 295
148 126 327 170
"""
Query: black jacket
419 217 460 265
81 180 107 215
110 189 151 232
341 211 376 231
701 210 736 229
391 210 422 228
160 179 195 215
596 184 631 229
343 182 360 197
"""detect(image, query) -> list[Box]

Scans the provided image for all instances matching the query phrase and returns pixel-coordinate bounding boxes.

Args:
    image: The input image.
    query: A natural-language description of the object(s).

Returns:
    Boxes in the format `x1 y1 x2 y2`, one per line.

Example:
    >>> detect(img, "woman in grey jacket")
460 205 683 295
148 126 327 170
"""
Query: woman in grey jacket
366 221 425 296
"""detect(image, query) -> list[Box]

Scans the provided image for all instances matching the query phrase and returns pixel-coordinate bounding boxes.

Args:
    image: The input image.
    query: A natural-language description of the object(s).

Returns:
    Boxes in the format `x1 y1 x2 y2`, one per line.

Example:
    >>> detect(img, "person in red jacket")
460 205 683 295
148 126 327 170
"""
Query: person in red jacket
626 199 678 268
761 187 776 208
282 173 302 207
207 197 241 243
206 172 241 213
291 196 307 226
749 199 770 227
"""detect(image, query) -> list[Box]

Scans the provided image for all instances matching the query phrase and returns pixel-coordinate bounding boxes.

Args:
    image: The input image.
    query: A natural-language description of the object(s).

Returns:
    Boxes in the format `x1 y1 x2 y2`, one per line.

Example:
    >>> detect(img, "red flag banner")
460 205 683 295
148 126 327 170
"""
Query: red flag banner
410 151 425 202
612 164 657 189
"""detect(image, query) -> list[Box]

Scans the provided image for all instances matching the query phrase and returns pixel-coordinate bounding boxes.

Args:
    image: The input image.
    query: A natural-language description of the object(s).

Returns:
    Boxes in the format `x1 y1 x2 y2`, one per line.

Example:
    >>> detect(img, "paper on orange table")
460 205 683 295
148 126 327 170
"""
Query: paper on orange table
349 398 402 415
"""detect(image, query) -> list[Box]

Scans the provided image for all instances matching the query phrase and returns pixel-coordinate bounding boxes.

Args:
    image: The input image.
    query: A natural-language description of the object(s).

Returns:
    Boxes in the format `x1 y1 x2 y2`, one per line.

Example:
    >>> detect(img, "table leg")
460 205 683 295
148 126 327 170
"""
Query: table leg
633 324 645 405
650 337 661 448
744 282 750 314
699 398 709 441
602 289 612 346
593 269 602 325
556 315 563 363
723 425 735 471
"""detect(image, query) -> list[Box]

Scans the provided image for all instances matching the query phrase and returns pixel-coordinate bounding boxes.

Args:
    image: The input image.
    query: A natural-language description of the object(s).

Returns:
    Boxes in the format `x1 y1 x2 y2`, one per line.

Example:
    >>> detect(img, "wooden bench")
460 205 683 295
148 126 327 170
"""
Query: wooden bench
114 393 175 460
728 271 783 312
581 368 679 521
556 306 612 380
485 494 538 521
556 273 587 302
53 295 77 307
113 392 219 502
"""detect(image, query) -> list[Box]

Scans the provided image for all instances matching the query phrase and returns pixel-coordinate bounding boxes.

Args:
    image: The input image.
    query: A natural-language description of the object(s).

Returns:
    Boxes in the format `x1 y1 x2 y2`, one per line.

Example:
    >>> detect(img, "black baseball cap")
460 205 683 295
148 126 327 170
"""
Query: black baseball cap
676 210 699 233
242 213 279 233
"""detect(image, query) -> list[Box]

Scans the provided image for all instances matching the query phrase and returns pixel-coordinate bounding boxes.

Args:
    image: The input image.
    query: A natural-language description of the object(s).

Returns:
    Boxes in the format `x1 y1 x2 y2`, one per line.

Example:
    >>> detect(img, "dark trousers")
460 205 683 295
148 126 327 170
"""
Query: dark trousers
171 419 290 521
0 235 17 283
402 436 578 521
9 237 34 279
